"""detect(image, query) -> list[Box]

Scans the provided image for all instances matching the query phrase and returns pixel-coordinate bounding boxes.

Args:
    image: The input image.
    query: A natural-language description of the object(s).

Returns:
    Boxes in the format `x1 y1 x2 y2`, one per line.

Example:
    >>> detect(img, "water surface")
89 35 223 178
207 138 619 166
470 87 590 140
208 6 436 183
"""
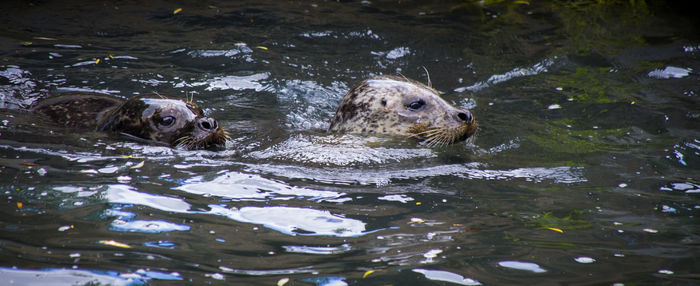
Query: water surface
1 1 698 285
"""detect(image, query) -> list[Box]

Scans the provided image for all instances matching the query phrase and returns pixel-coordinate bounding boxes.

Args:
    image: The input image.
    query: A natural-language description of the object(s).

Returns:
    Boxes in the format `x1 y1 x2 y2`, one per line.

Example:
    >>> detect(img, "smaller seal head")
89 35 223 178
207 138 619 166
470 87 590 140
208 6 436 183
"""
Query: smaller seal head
97 95 229 150
329 75 477 146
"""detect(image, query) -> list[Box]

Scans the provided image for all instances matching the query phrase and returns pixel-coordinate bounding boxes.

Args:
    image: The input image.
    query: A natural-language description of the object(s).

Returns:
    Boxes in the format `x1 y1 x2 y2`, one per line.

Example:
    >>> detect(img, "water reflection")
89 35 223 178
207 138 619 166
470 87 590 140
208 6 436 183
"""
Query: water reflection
299 276 348 286
247 133 435 166
498 261 547 273
185 43 253 59
105 184 190 213
207 205 367 237
192 72 269 92
0 267 158 285
97 178 366 237
413 268 481 285
217 265 316 276
176 170 344 201
111 219 190 233
272 79 347 130
282 243 352 255
0 65 41 108
247 162 586 186
454 57 556 92
647 66 692 79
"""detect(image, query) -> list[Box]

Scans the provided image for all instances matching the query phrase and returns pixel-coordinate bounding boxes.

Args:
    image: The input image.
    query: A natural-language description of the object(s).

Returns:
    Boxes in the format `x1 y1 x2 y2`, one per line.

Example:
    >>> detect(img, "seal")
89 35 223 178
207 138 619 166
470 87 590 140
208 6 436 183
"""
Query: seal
329 75 477 146
31 93 229 150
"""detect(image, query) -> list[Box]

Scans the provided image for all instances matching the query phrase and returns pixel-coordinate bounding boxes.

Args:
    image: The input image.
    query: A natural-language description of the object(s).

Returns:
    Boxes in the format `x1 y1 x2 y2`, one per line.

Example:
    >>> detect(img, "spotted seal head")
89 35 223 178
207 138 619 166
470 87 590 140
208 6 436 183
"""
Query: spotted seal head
31 93 228 150
329 75 477 146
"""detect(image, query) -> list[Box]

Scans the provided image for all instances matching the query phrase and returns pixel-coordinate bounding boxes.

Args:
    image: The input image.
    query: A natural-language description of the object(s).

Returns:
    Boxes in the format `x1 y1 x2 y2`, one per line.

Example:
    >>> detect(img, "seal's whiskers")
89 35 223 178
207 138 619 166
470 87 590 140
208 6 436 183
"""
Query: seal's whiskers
413 124 472 147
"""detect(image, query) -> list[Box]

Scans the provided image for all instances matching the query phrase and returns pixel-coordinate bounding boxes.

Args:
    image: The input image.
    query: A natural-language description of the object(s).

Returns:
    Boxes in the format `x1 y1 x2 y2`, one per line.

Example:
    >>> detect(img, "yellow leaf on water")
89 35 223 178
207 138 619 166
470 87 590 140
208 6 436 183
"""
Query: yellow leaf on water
21 42 32 46
109 54 114 59
547 227 564 233
130 161 145 169
363 270 375 278
95 59 100 64
277 277 289 286
255 46 269 50
415 202 422 205
173 8 182 15
514 0 530 5
99 240 132 248
120 155 144 159
17 202 23 209
410 218 425 224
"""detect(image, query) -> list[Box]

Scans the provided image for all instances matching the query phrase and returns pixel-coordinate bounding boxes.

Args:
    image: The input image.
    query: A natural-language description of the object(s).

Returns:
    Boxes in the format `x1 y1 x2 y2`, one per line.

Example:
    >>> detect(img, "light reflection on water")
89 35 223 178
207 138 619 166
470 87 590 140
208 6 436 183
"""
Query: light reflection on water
99 180 365 236
0 267 151 286
207 205 368 237
245 162 586 186
176 170 345 201
247 133 436 166
412 268 481 286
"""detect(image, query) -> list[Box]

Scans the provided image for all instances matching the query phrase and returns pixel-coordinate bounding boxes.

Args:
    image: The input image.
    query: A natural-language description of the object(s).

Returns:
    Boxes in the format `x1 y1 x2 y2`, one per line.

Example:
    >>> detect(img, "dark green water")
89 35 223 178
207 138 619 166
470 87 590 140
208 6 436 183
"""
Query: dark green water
1 1 698 285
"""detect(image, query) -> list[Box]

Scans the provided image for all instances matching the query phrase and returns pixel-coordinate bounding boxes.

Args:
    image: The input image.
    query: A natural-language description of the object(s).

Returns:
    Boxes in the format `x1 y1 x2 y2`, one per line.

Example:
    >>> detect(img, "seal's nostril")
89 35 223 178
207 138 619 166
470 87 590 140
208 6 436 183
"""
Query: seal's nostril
457 112 471 122
199 118 217 130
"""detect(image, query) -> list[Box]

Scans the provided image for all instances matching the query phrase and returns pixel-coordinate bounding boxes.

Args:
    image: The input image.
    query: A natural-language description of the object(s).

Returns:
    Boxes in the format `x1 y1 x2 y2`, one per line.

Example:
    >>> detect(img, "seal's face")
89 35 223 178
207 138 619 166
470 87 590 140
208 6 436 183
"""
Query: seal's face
100 95 228 150
329 75 477 146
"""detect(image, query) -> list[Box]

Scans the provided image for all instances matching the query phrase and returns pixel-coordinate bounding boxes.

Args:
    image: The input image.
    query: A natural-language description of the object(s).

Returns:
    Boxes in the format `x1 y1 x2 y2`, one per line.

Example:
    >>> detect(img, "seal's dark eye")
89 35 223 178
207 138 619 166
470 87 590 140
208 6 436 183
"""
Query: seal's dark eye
160 116 176 127
407 100 426 111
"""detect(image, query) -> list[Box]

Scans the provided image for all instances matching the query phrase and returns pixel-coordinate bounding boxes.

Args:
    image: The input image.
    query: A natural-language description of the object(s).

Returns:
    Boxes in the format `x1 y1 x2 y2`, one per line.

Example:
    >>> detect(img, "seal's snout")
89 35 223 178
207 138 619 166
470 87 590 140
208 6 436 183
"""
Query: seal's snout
456 110 473 123
197 117 218 132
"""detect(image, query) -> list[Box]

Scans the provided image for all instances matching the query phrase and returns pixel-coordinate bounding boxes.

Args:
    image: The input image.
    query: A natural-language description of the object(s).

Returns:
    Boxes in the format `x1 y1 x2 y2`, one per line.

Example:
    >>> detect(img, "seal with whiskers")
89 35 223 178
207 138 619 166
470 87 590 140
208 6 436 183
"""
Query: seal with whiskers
329 75 477 146
31 93 229 150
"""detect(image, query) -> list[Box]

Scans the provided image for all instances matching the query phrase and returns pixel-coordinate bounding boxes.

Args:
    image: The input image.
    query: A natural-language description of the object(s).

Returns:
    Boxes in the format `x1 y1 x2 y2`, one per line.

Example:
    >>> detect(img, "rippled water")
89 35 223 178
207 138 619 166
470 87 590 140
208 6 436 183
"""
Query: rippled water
1 1 698 285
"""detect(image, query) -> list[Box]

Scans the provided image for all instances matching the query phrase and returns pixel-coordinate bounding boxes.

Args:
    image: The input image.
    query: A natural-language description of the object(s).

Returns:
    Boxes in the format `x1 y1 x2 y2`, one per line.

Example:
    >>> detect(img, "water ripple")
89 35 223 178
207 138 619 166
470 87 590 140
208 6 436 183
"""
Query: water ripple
176 171 345 201
206 205 367 237
247 134 435 166
247 163 586 186
413 268 481 285
454 57 556 92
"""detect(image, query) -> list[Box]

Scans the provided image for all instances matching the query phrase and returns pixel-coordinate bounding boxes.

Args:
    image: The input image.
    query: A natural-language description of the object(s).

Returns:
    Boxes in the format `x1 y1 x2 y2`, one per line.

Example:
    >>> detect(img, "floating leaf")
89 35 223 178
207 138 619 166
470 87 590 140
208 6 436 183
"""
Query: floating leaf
277 277 289 286
416 202 422 205
410 218 425 224
362 270 375 278
17 202 23 209
95 58 100 64
130 161 145 169
109 54 114 59
255 46 269 50
174 8 182 15
120 155 144 159
547 227 564 233
99 240 131 248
